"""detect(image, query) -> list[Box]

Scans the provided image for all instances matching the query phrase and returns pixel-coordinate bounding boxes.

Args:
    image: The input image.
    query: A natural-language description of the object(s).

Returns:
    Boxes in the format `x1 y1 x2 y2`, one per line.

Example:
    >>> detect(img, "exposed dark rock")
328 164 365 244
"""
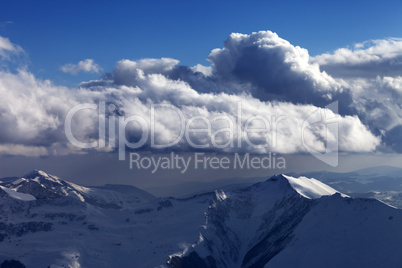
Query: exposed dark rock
1 260 26 268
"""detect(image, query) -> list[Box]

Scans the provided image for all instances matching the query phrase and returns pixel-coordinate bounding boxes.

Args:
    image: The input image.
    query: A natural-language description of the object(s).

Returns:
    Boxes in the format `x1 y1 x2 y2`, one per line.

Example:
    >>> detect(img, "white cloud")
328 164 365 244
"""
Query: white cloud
0 65 381 156
310 37 402 153
114 58 179 85
60 59 101 74
191 64 213 76
311 38 402 78
338 76 402 132
0 36 23 59
377 76 402 95
315 38 402 65
0 144 48 157
0 69 99 155
98 73 379 154
207 31 343 103
0 33 391 156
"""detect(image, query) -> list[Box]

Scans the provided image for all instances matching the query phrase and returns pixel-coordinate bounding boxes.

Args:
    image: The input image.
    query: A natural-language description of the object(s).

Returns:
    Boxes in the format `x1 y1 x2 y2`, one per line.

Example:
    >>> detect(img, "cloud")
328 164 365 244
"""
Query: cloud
60 59 101 74
109 31 349 107
376 76 402 97
167 31 354 115
308 37 402 153
110 32 356 115
115 72 379 154
0 33 391 156
208 32 343 102
334 76 402 137
0 67 380 157
114 58 179 85
0 70 70 145
311 38 402 78
0 36 23 59
0 144 48 157
383 125 402 153
191 64 213 77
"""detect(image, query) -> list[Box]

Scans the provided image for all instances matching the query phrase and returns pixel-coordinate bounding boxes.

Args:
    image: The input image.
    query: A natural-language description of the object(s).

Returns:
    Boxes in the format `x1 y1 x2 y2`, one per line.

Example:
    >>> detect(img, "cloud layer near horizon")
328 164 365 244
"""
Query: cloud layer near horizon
2 31 400 156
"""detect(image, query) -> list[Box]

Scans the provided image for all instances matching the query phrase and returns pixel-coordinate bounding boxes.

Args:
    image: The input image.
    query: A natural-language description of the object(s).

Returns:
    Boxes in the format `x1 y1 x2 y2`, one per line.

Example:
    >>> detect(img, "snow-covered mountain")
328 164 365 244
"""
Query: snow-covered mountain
1 170 155 208
1 171 402 268
147 166 402 199
292 166 402 194
292 166 402 209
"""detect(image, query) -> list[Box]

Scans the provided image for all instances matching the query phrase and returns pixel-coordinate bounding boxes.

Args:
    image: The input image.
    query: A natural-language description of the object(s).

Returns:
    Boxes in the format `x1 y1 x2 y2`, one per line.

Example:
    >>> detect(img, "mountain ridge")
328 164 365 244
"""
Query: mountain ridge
0 170 401 267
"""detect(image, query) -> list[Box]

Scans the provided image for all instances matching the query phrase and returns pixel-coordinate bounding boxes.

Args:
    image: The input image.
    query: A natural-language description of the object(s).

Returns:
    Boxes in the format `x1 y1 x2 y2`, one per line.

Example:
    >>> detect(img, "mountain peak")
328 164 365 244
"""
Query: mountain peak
269 174 347 199
1 170 156 207
19 169 66 187
23 169 50 179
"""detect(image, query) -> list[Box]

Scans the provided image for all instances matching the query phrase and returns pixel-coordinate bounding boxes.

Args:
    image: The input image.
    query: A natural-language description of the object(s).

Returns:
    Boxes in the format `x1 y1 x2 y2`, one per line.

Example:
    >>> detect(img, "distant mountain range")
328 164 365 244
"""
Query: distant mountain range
147 166 402 204
1 169 402 267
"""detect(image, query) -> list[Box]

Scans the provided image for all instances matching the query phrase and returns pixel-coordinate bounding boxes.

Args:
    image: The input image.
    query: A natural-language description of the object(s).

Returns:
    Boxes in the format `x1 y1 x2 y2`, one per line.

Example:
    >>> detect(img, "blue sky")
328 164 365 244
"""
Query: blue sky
1 0 402 86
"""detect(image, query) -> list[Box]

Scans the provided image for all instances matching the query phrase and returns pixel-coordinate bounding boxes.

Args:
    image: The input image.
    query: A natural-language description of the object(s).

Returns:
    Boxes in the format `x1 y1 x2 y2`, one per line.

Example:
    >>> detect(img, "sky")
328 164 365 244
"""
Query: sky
1 0 402 86
1 0 402 189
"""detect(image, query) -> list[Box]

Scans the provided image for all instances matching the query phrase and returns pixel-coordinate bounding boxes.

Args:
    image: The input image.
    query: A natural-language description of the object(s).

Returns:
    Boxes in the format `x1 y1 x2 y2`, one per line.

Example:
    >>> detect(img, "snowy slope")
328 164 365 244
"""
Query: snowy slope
0 186 36 201
1 170 155 209
283 174 347 199
1 172 402 268
0 170 211 267
293 166 402 194
169 175 402 268
265 195 402 268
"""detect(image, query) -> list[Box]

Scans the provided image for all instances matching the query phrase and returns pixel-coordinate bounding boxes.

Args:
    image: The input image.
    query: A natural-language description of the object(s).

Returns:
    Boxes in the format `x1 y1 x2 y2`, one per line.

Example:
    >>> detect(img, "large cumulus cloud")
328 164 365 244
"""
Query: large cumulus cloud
0 67 379 157
0 31 389 157
139 32 354 111
208 32 343 104
111 32 356 114
89 70 379 154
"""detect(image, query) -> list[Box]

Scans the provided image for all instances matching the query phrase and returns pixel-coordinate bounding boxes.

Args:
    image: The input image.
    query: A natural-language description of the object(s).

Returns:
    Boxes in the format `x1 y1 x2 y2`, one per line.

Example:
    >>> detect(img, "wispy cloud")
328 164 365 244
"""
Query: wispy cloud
60 59 101 75
0 36 23 59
